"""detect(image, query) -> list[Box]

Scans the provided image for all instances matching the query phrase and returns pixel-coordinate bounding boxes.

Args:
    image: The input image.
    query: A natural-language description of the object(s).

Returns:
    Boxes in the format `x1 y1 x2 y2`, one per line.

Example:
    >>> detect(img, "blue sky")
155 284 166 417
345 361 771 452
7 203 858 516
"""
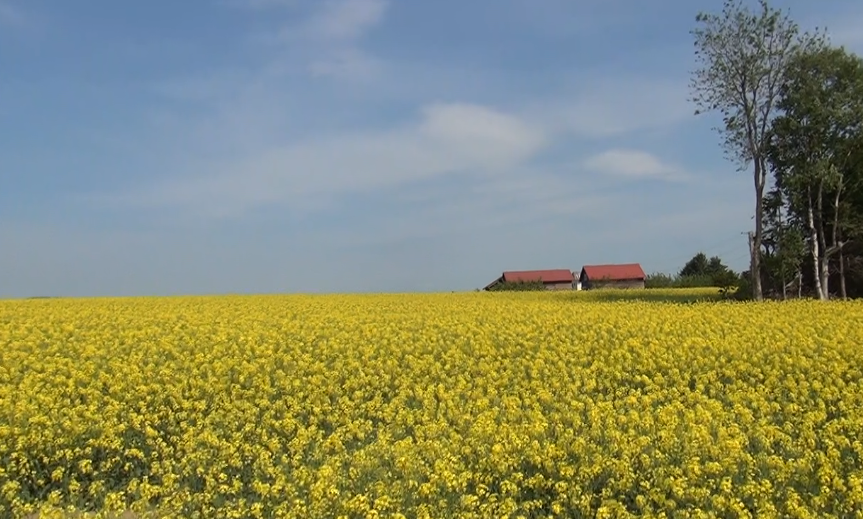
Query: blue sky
2 0 862 297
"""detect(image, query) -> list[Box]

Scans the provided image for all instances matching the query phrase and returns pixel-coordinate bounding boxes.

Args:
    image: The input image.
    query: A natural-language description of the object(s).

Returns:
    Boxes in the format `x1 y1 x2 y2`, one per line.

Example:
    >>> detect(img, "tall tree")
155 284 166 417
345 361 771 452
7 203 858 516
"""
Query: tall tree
768 45 863 300
679 252 709 278
689 0 822 301
678 252 737 288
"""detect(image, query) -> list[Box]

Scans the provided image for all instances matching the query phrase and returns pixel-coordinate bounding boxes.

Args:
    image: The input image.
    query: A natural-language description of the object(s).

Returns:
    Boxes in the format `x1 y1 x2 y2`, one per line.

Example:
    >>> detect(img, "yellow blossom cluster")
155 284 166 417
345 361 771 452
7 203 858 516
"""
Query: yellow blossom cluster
1 290 862 518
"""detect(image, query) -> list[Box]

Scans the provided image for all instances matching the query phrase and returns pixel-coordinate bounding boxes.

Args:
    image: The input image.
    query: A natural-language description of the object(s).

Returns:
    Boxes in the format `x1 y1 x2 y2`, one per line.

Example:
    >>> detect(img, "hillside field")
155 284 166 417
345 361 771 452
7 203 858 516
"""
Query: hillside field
1 290 862 518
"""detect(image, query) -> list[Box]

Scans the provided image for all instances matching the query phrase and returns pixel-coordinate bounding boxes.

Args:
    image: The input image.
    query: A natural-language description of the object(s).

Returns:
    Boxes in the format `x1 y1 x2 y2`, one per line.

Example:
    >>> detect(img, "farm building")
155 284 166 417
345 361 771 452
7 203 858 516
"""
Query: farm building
579 263 646 290
484 269 575 291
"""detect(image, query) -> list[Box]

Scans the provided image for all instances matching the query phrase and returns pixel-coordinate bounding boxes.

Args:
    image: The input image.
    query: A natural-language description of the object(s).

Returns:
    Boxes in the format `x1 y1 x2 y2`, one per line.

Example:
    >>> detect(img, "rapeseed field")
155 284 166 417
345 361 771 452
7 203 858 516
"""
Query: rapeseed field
1 291 862 518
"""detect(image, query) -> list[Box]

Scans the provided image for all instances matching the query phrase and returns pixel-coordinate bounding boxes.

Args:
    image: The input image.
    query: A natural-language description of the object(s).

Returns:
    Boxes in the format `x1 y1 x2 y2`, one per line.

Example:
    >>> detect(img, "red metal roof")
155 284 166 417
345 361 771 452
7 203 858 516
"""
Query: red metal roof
580 263 645 281
502 269 574 283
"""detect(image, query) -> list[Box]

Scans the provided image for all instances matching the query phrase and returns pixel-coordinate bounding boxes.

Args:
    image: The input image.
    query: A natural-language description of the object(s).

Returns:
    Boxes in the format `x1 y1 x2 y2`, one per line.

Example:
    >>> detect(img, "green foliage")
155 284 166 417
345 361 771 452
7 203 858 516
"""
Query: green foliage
643 273 675 288
690 0 816 166
487 280 548 292
714 272 743 300
646 273 715 289
646 253 741 292
766 43 863 299
646 272 741 290
679 252 735 281
769 45 863 200
729 275 754 300
570 287 723 303
679 253 709 278
690 0 824 300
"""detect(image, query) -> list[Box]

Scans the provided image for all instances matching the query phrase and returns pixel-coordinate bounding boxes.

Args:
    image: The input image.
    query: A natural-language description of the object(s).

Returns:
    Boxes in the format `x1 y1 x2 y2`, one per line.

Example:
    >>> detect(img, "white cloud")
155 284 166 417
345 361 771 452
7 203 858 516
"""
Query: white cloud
418 103 547 168
121 68 700 223
106 102 548 218
103 4 700 224
583 149 688 181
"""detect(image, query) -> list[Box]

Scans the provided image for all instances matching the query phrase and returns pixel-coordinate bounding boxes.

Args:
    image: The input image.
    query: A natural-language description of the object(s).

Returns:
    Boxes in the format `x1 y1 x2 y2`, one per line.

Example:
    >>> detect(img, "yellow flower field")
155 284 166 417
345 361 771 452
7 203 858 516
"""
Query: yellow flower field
1 290 862 518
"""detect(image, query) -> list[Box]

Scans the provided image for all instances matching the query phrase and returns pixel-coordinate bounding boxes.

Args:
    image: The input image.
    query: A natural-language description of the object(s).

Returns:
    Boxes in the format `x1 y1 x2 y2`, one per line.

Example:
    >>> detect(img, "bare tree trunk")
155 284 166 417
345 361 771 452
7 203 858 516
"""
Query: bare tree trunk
781 269 787 300
797 269 803 298
816 182 830 299
831 183 842 250
747 231 758 298
831 181 846 299
807 185 826 301
779 203 787 301
751 159 766 301
839 241 847 299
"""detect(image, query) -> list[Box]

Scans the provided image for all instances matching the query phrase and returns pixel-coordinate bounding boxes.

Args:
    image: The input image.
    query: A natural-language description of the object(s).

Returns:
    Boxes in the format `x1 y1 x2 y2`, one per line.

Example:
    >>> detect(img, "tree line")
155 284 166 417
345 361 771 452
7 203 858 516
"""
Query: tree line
690 0 863 300
645 252 739 291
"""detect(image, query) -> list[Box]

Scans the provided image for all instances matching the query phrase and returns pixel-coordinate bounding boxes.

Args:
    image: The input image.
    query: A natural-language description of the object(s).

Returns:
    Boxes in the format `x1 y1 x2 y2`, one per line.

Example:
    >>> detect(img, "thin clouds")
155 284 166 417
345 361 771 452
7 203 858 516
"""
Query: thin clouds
583 149 689 182
106 101 549 219
114 64 700 223
299 0 387 42
1 0 821 297
263 0 390 80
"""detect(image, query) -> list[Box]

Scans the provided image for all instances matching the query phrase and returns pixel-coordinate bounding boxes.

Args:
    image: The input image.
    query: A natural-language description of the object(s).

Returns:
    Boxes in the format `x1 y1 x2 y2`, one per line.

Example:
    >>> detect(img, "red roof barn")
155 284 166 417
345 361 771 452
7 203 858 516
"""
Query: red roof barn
484 269 575 291
579 263 646 290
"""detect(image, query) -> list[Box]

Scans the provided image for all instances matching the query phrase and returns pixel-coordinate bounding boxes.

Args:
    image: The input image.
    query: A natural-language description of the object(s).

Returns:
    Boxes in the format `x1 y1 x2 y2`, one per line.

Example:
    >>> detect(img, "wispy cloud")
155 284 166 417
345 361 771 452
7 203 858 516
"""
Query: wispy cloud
257 0 389 80
583 149 689 181
297 0 387 42
109 70 698 222
0 0 789 296
100 101 548 218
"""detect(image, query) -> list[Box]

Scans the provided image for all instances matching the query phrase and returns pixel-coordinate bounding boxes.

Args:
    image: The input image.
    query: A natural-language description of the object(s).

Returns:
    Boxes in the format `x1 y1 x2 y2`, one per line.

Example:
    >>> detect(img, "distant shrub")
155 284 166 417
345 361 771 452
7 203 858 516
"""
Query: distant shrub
487 280 548 291
729 276 754 301
646 272 741 293
646 273 714 288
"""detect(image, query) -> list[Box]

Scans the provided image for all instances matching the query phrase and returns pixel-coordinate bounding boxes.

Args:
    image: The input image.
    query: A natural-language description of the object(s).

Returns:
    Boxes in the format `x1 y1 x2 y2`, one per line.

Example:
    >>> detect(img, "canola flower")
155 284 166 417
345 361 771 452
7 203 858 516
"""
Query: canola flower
0 290 862 518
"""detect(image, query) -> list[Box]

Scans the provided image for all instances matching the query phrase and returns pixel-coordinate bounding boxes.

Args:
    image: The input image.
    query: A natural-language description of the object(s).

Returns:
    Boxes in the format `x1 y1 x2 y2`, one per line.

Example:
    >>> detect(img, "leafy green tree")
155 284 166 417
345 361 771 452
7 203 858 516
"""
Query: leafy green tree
690 0 823 300
679 253 709 278
768 45 863 299
679 252 737 287
706 256 729 278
